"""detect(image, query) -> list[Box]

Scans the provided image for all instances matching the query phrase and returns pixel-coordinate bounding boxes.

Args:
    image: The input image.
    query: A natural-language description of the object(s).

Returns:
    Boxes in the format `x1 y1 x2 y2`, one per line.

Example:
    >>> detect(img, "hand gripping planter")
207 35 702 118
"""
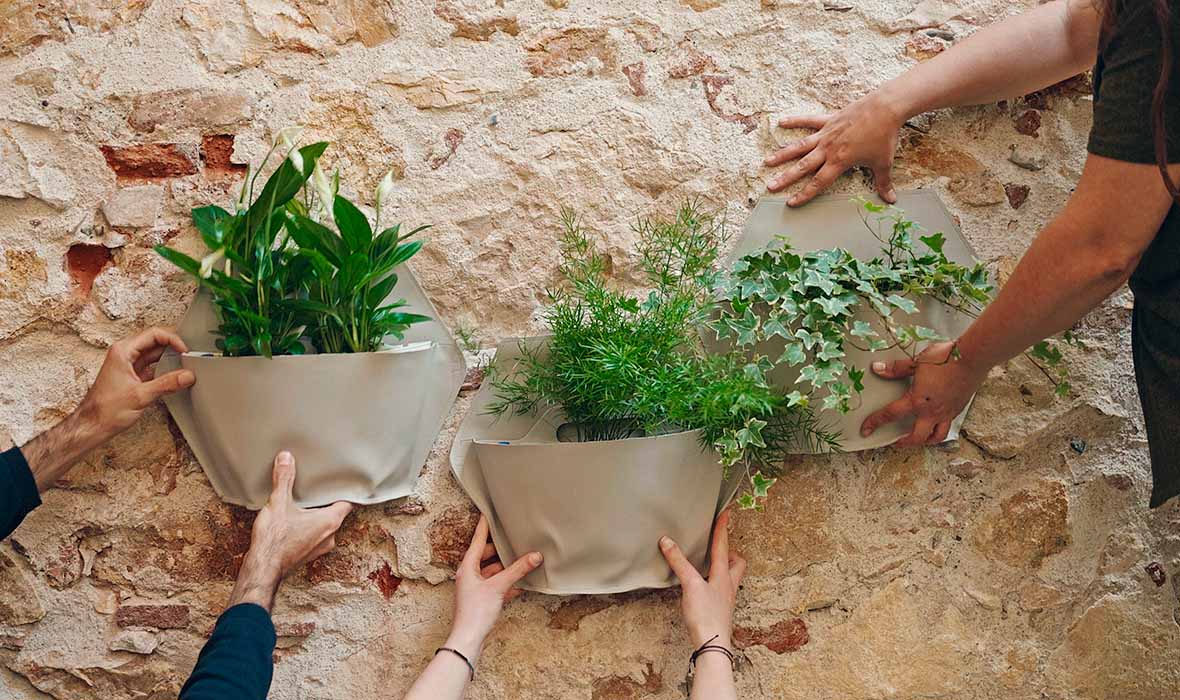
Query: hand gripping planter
158 266 465 509
724 190 979 451
451 339 744 595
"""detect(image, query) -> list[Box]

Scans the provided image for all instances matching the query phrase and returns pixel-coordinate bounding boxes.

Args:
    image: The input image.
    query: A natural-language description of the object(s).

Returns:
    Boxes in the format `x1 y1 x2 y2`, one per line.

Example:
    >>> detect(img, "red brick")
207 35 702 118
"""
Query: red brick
734 617 809 654
100 143 197 179
200 134 246 178
115 604 190 630
1004 183 1030 210
368 561 402 599
1013 109 1041 137
65 244 112 296
622 62 647 96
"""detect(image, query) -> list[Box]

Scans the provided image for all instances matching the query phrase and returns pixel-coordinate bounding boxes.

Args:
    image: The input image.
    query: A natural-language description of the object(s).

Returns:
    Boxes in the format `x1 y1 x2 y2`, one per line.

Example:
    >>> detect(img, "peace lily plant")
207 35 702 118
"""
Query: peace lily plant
155 130 429 357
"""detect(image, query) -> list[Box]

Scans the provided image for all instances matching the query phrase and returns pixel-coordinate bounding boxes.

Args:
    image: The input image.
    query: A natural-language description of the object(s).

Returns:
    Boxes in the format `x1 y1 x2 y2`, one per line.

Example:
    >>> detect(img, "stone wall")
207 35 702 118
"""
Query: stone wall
1 1 1178 698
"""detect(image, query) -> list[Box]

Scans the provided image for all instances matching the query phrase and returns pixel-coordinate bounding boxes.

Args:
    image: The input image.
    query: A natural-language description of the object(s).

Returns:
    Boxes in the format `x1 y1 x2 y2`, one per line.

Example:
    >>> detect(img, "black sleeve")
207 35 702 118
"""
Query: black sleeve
1 446 42 540
1088 1 1180 164
180 603 277 700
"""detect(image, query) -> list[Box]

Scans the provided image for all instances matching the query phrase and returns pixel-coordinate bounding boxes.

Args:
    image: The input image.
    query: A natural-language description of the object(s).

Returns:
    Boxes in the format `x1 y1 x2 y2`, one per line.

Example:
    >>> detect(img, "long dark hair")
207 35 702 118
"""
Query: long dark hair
1101 0 1179 199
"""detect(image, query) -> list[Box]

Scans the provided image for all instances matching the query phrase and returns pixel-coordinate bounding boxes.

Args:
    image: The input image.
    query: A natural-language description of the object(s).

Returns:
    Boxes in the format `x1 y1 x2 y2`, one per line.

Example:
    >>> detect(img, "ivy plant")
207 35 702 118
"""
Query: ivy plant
487 202 837 509
712 199 1078 416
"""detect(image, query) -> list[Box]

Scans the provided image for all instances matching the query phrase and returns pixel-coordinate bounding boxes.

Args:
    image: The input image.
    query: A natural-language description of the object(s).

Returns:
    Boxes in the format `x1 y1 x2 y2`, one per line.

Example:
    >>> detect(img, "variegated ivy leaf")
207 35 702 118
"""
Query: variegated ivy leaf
737 493 758 510
886 294 919 314
868 338 891 351
850 320 877 339
736 417 768 449
763 315 791 340
803 268 836 294
779 342 806 366
914 326 945 341
815 296 852 317
794 328 823 350
785 390 808 407
816 340 844 362
751 471 775 498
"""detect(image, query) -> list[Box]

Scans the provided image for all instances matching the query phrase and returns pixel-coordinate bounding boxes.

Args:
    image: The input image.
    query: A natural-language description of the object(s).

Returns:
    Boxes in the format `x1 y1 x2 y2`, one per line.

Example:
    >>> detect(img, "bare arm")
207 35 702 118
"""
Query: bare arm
20 327 194 491
860 155 1178 444
766 0 1101 204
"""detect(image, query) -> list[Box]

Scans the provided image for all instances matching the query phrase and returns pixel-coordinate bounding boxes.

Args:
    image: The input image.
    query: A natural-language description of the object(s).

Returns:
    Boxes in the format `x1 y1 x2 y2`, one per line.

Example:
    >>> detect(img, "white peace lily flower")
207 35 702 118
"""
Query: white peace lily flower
276 126 305 173
311 164 334 215
200 248 225 279
236 165 252 213
375 170 395 212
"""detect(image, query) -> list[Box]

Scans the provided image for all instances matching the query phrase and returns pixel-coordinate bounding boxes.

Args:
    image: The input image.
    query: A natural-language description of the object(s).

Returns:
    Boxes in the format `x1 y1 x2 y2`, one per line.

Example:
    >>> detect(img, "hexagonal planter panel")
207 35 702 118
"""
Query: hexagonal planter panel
718 190 980 451
451 339 744 595
159 266 465 509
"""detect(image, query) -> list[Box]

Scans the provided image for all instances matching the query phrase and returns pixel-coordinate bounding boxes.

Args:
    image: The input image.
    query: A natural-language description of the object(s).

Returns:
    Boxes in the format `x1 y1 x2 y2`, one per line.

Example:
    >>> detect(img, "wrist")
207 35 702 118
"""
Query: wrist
689 629 732 649
69 401 114 449
444 627 487 664
229 554 281 612
873 81 920 126
950 333 992 381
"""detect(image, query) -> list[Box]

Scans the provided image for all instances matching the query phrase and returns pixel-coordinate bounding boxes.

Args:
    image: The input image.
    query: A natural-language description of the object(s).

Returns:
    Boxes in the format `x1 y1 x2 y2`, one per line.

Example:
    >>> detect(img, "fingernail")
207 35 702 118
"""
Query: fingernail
872 361 885 373
861 425 872 437
277 451 294 466
887 188 897 200
659 536 674 551
179 370 196 387
528 552 543 566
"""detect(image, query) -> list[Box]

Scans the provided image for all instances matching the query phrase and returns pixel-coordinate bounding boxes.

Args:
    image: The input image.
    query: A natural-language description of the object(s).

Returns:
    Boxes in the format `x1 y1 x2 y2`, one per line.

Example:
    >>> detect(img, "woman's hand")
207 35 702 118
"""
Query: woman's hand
659 510 746 648
765 91 907 207
445 516 542 662
859 341 988 446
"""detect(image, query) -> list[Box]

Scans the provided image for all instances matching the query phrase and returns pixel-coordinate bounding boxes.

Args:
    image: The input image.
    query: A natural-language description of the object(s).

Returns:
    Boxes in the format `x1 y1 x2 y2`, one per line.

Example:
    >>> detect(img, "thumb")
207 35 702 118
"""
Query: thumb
493 550 543 592
270 451 296 506
872 163 897 203
871 357 915 380
139 369 195 403
659 536 702 586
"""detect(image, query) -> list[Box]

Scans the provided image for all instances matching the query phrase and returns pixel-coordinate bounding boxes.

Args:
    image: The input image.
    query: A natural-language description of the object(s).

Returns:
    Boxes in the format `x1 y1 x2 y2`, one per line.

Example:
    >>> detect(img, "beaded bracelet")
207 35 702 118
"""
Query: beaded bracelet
689 634 736 671
436 647 476 679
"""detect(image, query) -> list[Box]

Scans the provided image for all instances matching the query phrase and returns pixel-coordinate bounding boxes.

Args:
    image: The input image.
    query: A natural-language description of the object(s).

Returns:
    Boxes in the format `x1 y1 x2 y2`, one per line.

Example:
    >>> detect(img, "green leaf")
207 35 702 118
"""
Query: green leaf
850 320 876 339
333 194 373 253
919 232 946 253
246 142 328 233
779 342 806 366
886 294 919 314
191 205 235 250
285 213 344 266
750 471 775 498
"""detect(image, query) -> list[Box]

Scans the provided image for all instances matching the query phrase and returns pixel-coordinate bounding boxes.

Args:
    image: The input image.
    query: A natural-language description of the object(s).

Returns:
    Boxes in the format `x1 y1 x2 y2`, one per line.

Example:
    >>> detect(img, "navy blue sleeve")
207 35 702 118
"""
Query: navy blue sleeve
1 446 41 541
180 603 277 700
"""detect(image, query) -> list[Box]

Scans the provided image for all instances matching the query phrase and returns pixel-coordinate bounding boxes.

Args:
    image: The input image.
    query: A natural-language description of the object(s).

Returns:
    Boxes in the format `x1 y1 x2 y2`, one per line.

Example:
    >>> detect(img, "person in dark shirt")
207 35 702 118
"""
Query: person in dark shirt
1 327 195 540
763 0 1180 508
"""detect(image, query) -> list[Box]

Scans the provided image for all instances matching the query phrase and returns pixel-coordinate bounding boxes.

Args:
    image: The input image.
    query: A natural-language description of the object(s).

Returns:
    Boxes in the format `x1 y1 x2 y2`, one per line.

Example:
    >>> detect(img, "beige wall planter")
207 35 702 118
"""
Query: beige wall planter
452 339 744 595
721 191 978 451
160 266 465 509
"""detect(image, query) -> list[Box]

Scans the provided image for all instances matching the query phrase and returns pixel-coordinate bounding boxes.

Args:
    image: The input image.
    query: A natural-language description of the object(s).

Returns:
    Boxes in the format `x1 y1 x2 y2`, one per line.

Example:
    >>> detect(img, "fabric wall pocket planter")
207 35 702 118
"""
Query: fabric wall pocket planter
714 191 983 451
451 339 744 595
159 268 465 509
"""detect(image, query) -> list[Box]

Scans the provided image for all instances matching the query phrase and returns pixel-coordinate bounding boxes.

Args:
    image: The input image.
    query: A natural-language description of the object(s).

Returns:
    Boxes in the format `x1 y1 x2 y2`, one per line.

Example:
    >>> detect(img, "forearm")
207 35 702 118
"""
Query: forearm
403 629 481 700
957 218 1130 374
879 0 1098 120
690 653 737 700
20 410 106 492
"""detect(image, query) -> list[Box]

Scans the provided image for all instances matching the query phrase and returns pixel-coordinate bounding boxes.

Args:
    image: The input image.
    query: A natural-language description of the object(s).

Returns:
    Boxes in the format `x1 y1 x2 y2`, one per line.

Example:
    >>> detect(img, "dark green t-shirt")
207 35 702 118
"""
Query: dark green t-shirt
1088 0 1180 507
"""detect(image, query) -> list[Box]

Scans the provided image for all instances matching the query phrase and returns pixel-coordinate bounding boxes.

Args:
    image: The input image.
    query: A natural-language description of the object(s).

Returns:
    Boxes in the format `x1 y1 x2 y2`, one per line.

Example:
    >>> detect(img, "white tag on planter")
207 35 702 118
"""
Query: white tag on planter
158 264 466 509
721 190 978 451
451 338 745 595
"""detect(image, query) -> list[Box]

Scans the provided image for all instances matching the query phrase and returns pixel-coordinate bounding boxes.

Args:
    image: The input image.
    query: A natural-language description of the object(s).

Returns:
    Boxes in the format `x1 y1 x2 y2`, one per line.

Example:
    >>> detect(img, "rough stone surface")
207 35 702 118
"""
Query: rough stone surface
1 1 1176 698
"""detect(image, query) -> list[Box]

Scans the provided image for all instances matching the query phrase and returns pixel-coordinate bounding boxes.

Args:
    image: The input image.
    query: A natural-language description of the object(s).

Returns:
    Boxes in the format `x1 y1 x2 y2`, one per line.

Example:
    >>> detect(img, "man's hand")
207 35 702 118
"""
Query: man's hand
229 451 353 612
22 327 195 491
859 341 987 446
659 510 746 649
764 92 906 207
445 516 542 663
76 327 194 441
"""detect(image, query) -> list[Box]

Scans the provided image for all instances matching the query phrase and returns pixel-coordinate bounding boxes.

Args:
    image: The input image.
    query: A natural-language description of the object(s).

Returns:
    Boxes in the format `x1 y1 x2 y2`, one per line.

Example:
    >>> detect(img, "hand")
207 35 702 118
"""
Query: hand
76 327 195 442
660 510 746 648
764 91 906 207
229 451 353 612
859 341 988 446
446 516 542 662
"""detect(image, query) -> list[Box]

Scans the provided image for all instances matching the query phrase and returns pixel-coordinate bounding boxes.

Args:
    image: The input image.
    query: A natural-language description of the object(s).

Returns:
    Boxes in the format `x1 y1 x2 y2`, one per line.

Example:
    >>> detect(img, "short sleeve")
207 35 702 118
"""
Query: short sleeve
1088 1 1180 164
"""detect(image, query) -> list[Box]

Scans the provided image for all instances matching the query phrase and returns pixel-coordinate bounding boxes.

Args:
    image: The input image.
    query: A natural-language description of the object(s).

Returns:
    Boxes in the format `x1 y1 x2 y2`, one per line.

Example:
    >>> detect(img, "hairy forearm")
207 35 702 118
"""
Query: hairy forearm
20 410 105 492
690 654 737 700
228 552 281 613
957 218 1132 374
879 0 1098 120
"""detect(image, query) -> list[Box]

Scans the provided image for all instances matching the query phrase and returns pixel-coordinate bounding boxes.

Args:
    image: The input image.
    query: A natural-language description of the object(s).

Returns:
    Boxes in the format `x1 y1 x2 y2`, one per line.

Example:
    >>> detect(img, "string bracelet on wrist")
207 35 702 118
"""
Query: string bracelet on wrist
689 634 736 671
436 647 475 679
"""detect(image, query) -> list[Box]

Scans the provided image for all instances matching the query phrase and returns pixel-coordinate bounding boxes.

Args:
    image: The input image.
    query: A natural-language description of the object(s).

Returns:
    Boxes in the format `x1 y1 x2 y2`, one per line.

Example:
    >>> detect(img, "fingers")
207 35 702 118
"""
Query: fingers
137 368 195 404
860 394 914 438
480 542 497 564
927 421 952 445
768 149 825 193
708 510 731 580
319 500 353 529
764 132 822 168
659 535 702 586
871 357 915 380
480 561 505 578
777 114 831 130
492 550 543 592
897 417 936 447
729 552 747 587
872 163 897 203
460 516 492 572
124 327 188 359
133 345 168 378
788 162 845 207
270 451 296 507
